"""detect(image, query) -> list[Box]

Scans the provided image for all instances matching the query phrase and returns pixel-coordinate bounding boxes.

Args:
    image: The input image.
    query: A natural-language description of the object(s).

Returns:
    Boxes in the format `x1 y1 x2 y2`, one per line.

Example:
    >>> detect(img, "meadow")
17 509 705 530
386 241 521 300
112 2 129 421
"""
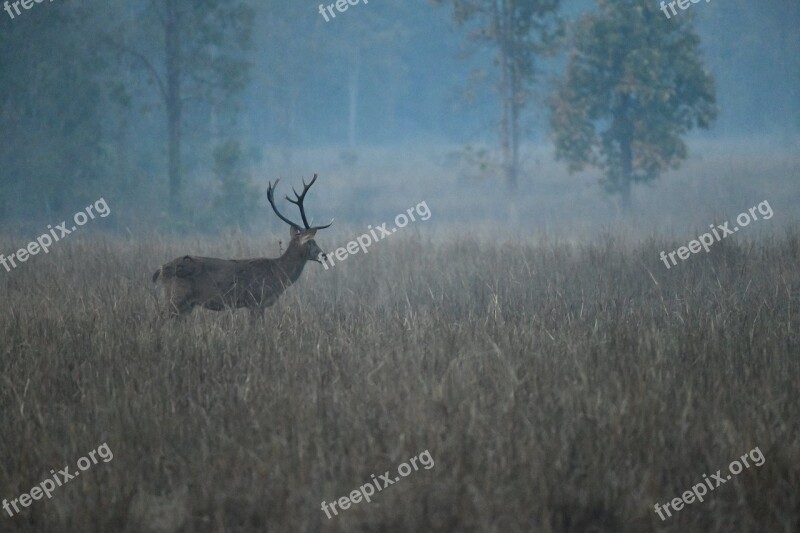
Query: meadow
0 222 798 532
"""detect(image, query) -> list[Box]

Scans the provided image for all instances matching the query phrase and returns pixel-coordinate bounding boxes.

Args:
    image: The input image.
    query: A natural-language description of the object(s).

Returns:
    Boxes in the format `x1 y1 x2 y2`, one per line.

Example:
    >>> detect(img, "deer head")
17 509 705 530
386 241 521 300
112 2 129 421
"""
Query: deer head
267 173 333 264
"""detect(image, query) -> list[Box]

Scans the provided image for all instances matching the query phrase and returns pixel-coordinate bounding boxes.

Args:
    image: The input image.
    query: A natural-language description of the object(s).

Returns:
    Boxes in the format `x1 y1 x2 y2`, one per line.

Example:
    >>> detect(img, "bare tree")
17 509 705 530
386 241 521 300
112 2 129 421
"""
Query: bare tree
434 0 562 190
104 0 253 213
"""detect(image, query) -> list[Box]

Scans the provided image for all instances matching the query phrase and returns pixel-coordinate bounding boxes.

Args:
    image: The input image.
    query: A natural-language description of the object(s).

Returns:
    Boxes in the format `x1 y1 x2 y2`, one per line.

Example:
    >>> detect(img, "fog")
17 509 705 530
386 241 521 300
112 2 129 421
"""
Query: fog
1 0 798 239
2 3 800 530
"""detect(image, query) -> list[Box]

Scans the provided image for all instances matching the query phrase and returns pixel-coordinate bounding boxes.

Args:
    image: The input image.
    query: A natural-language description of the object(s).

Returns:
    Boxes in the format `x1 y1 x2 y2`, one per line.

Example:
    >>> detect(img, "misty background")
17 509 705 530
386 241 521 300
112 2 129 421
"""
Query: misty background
0 0 798 243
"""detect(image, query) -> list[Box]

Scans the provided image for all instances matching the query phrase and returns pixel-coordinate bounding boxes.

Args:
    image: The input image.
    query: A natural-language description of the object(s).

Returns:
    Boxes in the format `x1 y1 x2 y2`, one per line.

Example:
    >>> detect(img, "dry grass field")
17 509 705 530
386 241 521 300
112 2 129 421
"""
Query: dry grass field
0 224 798 533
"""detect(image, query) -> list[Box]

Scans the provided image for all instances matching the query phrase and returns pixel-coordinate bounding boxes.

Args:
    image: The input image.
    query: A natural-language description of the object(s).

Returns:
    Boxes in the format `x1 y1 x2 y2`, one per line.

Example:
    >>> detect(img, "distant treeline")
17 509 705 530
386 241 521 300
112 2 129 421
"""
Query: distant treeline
0 0 796 227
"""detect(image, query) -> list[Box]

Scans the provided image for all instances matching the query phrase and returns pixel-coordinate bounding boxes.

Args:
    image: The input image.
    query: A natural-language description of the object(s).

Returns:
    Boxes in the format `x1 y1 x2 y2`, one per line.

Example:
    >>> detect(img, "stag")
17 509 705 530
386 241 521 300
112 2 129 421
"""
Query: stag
152 174 332 317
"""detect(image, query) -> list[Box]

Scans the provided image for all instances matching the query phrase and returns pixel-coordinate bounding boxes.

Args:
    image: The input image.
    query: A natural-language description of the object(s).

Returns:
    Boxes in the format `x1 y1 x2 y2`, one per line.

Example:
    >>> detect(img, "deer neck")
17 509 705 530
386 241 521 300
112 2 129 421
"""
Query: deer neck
276 241 308 283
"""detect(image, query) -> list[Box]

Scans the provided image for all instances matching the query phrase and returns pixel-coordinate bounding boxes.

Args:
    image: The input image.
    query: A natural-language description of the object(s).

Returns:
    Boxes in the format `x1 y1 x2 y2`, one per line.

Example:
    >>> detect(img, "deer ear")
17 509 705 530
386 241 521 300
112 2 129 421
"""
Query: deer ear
296 229 317 244
289 226 302 239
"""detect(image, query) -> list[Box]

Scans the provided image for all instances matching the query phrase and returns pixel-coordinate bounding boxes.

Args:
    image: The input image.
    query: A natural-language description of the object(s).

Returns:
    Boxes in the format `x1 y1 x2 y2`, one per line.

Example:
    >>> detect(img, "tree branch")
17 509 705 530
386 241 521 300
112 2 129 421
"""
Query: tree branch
100 35 168 103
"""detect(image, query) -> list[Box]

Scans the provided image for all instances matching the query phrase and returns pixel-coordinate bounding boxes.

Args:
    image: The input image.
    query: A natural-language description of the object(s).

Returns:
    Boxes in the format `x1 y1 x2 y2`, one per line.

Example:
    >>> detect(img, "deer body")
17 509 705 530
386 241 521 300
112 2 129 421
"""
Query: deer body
152 175 331 317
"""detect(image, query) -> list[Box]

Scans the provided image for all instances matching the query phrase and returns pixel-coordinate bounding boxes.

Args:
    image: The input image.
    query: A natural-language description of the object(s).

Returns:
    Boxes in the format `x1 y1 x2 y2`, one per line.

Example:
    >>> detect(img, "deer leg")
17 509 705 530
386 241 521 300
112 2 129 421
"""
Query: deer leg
248 306 265 322
168 299 194 318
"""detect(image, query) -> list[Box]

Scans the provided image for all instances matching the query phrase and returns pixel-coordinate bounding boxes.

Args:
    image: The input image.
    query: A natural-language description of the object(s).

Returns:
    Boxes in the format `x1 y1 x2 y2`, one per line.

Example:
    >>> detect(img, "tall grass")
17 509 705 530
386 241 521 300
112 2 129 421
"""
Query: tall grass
0 229 798 532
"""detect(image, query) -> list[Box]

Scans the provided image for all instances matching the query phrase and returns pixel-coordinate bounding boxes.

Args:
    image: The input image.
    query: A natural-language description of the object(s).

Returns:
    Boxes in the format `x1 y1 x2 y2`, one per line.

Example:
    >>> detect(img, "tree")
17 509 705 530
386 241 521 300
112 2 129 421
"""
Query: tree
0 2 117 222
252 0 409 161
104 0 253 214
434 0 562 190
211 139 260 229
549 0 717 211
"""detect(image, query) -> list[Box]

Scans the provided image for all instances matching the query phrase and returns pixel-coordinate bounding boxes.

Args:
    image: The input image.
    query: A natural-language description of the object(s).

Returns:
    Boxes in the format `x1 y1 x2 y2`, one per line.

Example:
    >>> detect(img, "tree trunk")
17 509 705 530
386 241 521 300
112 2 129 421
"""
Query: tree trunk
499 58 512 190
619 120 634 213
496 0 519 191
508 64 521 192
615 90 634 213
620 176 632 212
347 48 359 148
165 1 183 214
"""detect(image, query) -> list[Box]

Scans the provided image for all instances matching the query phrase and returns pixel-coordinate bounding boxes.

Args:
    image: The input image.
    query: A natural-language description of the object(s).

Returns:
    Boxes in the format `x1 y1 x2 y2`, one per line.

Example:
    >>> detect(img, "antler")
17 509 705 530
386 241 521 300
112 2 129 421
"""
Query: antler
286 173 332 230
286 174 317 228
267 174 333 231
267 179 302 230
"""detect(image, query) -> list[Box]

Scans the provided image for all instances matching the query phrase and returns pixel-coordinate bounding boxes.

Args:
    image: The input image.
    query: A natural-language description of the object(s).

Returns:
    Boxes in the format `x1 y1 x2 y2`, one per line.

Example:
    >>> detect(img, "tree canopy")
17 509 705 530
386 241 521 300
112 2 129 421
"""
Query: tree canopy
550 0 717 210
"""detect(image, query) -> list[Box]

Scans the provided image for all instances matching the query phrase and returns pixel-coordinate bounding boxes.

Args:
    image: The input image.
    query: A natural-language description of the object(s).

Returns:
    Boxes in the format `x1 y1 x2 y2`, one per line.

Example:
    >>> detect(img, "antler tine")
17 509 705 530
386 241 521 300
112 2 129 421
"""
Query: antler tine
286 194 310 229
313 218 334 230
285 173 329 230
267 179 302 229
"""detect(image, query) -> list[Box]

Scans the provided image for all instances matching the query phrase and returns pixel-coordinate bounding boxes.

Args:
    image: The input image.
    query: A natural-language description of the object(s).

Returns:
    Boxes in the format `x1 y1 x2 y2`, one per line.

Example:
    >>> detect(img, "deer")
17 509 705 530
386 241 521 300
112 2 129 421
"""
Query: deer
152 174 332 317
